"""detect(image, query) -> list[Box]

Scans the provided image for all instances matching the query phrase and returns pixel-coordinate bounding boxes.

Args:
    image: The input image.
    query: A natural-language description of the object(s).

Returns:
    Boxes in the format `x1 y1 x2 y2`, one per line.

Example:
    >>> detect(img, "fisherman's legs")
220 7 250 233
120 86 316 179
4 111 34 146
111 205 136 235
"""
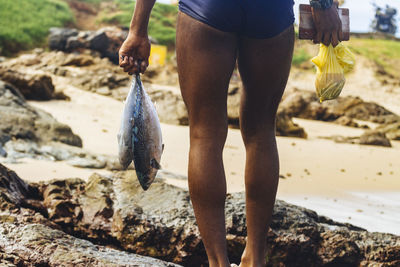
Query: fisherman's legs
176 12 238 267
237 26 295 267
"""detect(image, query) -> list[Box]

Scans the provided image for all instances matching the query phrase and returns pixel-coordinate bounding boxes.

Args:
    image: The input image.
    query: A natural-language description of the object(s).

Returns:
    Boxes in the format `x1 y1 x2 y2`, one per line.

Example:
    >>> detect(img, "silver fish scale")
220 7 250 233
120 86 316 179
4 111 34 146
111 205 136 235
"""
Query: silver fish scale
118 74 163 190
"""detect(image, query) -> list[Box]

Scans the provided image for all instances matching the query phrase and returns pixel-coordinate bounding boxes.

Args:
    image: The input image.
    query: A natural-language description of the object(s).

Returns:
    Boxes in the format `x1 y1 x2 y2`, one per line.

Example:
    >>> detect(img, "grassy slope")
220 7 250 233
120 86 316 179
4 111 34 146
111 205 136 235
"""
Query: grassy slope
100 0 177 47
0 0 73 55
348 38 400 79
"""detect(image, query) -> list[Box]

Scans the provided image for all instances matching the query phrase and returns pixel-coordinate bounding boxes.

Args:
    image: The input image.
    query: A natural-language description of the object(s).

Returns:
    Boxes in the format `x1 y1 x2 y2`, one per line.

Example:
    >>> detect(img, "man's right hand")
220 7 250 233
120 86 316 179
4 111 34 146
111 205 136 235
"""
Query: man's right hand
119 33 151 75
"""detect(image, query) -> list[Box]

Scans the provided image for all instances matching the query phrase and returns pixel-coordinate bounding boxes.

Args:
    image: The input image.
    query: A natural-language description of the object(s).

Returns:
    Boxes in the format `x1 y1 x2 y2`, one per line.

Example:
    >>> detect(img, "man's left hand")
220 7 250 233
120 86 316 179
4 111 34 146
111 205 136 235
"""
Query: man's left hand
312 2 343 47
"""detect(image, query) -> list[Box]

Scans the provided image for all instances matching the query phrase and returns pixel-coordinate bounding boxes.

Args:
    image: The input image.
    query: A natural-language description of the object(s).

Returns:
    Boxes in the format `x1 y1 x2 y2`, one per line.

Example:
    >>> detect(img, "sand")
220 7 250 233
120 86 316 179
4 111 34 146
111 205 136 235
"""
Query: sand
3 76 400 235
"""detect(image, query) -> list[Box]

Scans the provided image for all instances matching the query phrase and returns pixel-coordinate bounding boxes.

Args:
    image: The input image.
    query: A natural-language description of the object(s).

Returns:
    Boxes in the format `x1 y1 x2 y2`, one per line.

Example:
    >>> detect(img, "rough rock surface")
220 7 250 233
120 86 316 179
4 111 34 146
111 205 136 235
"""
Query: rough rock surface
2 139 122 170
0 164 180 267
0 67 55 100
276 111 308 139
0 80 124 169
376 122 400 140
0 164 397 266
359 130 392 147
0 52 307 138
333 116 369 129
48 27 129 64
0 80 81 147
280 89 400 125
0 50 130 95
320 130 392 147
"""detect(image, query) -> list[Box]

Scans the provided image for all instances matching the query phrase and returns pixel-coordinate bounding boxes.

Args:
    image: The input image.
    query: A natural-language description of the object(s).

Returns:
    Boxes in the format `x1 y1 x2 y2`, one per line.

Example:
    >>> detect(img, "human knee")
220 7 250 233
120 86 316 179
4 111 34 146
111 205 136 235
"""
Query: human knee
240 118 276 146
190 122 228 147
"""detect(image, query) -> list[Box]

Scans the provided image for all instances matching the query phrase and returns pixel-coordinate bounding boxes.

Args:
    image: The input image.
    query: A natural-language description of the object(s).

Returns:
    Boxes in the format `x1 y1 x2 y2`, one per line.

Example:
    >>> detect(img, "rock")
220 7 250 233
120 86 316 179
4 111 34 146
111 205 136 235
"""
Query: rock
144 85 189 125
87 30 109 52
320 135 359 145
48 28 79 51
321 130 392 147
65 35 84 50
376 122 400 140
62 53 95 67
67 156 107 169
359 131 392 147
276 111 308 138
0 146 6 157
0 80 82 147
0 68 54 100
3 139 120 170
96 86 111 96
227 84 241 125
280 89 400 124
0 222 180 267
0 164 180 267
29 170 400 266
48 27 129 64
334 116 360 128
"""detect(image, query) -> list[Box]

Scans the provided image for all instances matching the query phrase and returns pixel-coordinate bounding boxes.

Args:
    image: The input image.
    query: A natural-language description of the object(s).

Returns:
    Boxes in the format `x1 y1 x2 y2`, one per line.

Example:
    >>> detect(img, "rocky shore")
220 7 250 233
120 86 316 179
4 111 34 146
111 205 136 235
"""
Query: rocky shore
0 79 121 170
0 163 399 266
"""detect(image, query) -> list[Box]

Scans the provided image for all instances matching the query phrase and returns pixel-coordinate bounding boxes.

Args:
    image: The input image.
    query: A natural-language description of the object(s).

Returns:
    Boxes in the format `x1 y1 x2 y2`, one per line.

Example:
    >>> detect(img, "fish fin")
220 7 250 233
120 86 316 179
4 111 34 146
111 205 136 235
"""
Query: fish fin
150 158 161 170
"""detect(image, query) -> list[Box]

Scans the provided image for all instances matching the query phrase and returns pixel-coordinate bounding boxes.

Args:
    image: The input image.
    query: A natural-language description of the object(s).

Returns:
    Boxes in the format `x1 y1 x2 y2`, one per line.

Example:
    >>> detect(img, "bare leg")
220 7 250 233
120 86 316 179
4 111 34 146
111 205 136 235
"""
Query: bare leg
176 12 237 267
237 26 295 267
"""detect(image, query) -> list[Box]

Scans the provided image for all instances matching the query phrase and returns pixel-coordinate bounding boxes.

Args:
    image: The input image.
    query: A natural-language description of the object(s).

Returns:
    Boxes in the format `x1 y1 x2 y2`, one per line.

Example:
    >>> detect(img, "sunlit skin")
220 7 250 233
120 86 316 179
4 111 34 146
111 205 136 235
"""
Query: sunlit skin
119 1 342 266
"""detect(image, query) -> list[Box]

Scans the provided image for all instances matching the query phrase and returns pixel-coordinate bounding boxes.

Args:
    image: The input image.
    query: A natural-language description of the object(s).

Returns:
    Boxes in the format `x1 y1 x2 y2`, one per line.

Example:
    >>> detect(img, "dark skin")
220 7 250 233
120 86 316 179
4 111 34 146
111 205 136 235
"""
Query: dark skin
313 1 343 46
119 1 342 266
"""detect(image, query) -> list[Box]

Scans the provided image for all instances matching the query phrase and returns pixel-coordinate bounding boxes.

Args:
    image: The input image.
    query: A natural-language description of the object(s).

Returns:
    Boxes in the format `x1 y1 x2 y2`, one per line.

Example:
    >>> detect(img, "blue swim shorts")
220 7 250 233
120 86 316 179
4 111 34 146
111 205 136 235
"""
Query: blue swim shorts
179 0 295 39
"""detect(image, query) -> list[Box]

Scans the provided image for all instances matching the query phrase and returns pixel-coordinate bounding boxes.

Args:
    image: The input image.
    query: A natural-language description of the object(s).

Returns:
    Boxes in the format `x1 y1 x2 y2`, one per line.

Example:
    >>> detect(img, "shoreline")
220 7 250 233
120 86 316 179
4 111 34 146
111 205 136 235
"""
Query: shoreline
3 85 396 236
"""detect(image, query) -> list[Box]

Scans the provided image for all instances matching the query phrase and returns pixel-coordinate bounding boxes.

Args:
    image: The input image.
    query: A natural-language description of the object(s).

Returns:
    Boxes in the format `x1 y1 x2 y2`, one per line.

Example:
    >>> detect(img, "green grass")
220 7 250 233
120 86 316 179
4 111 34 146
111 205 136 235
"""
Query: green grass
0 0 73 55
292 48 312 66
100 0 178 47
348 38 400 78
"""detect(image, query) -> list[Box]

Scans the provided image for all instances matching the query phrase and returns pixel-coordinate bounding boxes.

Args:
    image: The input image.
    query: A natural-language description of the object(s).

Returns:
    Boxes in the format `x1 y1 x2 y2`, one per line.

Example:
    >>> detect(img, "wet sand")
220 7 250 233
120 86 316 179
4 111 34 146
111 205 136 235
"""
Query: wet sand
3 83 399 235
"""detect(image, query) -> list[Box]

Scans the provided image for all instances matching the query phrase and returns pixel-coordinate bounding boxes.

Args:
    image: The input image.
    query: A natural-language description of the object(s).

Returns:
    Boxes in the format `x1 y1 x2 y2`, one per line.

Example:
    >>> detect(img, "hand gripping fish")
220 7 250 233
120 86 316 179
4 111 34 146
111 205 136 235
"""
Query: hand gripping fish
118 73 163 190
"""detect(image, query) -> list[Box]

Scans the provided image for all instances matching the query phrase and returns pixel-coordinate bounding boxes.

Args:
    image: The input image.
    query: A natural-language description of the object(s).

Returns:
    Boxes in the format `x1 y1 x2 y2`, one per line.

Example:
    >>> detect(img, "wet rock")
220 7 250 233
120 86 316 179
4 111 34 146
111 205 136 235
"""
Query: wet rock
280 89 400 124
0 164 180 267
1 164 400 266
0 68 54 100
32 171 400 266
376 122 400 140
3 140 118 170
359 131 392 147
0 80 82 147
0 222 180 267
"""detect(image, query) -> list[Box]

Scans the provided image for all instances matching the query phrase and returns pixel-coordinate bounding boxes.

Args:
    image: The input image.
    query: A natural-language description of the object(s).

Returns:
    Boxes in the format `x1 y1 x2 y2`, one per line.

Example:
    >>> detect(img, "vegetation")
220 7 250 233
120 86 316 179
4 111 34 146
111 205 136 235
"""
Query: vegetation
0 0 73 55
100 0 178 47
292 48 312 66
349 38 400 78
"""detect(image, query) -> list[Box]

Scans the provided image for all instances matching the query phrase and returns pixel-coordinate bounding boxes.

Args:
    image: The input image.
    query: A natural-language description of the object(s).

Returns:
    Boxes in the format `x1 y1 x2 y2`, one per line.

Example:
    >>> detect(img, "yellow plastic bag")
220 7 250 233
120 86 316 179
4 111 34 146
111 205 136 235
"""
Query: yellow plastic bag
311 43 355 102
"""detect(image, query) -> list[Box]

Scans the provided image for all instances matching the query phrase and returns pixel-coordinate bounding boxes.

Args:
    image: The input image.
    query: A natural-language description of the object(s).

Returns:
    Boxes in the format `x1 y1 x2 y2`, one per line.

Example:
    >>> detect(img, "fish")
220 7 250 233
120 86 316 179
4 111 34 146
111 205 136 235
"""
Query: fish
117 76 137 169
118 74 163 190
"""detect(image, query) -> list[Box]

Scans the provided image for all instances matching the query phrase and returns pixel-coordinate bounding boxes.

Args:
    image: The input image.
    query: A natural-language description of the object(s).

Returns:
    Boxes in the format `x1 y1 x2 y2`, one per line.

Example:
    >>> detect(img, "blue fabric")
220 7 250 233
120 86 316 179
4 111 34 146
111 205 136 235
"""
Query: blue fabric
179 0 295 39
